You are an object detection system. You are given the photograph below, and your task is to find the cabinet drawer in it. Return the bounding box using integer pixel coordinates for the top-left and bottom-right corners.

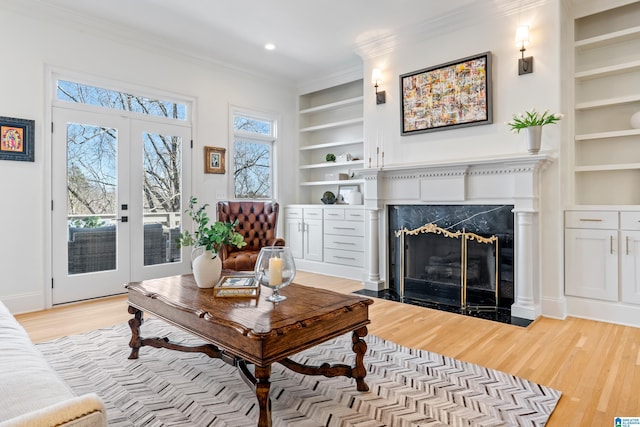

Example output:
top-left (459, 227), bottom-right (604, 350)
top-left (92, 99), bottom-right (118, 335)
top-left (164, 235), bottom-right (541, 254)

top-left (324, 248), bottom-right (364, 267)
top-left (285, 208), bottom-right (302, 219)
top-left (303, 208), bottom-right (323, 220)
top-left (345, 209), bottom-right (365, 221)
top-left (324, 234), bottom-right (364, 251)
top-left (621, 212), bottom-right (640, 230)
top-left (565, 211), bottom-right (617, 229)
top-left (324, 220), bottom-right (365, 236)
top-left (323, 208), bottom-right (344, 220)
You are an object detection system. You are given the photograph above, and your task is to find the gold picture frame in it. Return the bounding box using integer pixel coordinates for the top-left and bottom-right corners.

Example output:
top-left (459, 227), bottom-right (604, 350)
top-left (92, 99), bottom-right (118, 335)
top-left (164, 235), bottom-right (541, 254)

top-left (204, 146), bottom-right (226, 174)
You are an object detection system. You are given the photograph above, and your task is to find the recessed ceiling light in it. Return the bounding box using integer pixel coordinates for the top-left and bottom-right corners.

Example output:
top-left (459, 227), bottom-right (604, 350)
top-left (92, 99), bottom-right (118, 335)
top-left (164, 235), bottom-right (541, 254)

top-left (264, 43), bottom-right (276, 51)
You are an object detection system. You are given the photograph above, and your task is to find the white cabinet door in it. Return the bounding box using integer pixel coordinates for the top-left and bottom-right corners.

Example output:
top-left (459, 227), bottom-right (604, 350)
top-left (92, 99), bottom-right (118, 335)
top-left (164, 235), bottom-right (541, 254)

top-left (565, 228), bottom-right (618, 301)
top-left (621, 231), bottom-right (640, 304)
top-left (286, 218), bottom-right (304, 260)
top-left (304, 219), bottom-right (323, 262)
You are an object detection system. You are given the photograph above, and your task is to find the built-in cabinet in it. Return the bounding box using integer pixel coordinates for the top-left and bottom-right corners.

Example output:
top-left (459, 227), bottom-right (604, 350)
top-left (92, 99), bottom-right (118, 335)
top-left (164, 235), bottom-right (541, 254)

top-left (298, 80), bottom-right (365, 204)
top-left (572, 1), bottom-right (640, 205)
top-left (285, 205), bottom-right (365, 280)
top-left (565, 210), bottom-right (640, 305)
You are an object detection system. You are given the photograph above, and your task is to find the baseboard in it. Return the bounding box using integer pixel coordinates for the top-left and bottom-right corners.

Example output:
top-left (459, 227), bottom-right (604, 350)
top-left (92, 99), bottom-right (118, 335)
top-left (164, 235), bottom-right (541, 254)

top-left (295, 259), bottom-right (363, 281)
top-left (566, 296), bottom-right (640, 328)
top-left (0, 291), bottom-right (46, 314)
top-left (541, 296), bottom-right (567, 320)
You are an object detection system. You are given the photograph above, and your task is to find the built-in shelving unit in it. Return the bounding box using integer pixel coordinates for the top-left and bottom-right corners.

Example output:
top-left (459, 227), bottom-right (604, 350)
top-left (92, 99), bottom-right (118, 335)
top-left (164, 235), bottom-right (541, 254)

top-left (572, 1), bottom-right (640, 206)
top-left (297, 80), bottom-right (364, 204)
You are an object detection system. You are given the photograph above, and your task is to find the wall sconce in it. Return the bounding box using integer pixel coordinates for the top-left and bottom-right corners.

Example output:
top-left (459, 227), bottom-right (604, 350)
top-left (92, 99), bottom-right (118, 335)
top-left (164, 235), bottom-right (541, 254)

top-left (516, 25), bottom-right (533, 75)
top-left (372, 68), bottom-right (386, 104)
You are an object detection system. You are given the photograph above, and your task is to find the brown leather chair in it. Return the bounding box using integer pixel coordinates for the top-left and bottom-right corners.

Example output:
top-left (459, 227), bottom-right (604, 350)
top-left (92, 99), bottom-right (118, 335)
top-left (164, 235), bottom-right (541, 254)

top-left (216, 201), bottom-right (285, 271)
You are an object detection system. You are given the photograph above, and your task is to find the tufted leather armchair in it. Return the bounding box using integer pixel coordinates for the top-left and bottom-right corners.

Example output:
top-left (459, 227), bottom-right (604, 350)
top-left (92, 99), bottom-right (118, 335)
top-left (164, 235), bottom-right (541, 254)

top-left (216, 201), bottom-right (285, 271)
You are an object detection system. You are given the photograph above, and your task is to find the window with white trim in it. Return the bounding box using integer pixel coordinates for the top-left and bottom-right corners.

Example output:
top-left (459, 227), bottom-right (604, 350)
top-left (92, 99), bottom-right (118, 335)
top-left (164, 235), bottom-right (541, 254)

top-left (232, 109), bottom-right (276, 199)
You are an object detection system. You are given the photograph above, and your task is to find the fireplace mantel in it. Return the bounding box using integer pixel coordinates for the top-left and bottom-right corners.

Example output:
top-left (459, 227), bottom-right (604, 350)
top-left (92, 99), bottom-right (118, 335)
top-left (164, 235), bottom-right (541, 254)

top-left (355, 153), bottom-right (553, 320)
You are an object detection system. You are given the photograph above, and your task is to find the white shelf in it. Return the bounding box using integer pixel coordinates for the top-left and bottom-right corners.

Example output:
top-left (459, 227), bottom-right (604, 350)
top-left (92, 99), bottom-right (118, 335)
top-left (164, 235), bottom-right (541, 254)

top-left (300, 179), bottom-right (365, 187)
top-left (299, 139), bottom-right (364, 151)
top-left (299, 160), bottom-right (365, 170)
top-left (575, 94), bottom-right (640, 110)
top-left (299, 118), bottom-right (363, 133)
top-left (575, 25), bottom-right (640, 50)
top-left (575, 60), bottom-right (640, 80)
top-left (576, 163), bottom-right (640, 172)
top-left (299, 96), bottom-right (363, 115)
top-left (575, 129), bottom-right (640, 141)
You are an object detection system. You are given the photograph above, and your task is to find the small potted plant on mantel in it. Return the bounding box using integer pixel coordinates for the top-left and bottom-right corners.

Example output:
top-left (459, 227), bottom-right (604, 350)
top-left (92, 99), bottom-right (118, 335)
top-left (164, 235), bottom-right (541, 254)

top-left (176, 196), bottom-right (246, 288)
top-left (507, 108), bottom-right (563, 154)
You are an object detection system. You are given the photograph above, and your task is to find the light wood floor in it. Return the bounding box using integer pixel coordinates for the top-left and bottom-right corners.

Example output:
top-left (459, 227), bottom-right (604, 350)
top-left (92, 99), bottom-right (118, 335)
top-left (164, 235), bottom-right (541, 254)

top-left (15, 271), bottom-right (640, 426)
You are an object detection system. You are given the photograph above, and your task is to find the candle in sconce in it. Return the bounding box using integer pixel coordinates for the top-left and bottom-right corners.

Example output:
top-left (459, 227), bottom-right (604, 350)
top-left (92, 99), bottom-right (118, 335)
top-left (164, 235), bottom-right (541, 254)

top-left (268, 256), bottom-right (283, 286)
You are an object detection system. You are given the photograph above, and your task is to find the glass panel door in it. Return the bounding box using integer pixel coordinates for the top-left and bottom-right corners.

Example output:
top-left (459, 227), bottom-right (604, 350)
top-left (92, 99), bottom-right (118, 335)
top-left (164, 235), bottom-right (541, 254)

top-left (52, 108), bottom-right (129, 304)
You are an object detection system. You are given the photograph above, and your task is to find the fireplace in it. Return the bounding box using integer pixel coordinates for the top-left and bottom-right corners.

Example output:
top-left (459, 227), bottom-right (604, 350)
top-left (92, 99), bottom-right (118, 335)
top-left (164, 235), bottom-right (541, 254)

top-left (388, 205), bottom-right (514, 310)
top-left (356, 154), bottom-right (551, 321)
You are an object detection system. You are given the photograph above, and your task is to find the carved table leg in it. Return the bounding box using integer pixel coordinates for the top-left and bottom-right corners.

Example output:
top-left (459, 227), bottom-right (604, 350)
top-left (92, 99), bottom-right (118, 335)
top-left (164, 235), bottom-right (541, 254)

top-left (255, 365), bottom-right (272, 427)
top-left (352, 326), bottom-right (369, 392)
top-left (127, 306), bottom-right (143, 360)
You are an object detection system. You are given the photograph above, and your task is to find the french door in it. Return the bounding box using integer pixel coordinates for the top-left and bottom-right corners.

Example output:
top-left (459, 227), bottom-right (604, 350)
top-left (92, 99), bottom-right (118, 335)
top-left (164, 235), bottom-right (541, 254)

top-left (51, 107), bottom-right (191, 304)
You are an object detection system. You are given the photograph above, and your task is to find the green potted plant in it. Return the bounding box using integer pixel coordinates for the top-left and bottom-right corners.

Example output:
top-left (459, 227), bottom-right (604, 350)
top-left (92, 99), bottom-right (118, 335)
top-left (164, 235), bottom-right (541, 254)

top-left (177, 196), bottom-right (246, 288)
top-left (507, 108), bottom-right (563, 154)
top-left (325, 153), bottom-right (336, 162)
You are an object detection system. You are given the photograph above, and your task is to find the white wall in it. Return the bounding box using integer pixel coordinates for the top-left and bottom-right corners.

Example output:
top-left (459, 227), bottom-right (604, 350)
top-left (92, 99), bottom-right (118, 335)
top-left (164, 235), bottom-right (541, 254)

top-left (0, 4), bottom-right (297, 313)
top-left (361, 1), bottom-right (565, 318)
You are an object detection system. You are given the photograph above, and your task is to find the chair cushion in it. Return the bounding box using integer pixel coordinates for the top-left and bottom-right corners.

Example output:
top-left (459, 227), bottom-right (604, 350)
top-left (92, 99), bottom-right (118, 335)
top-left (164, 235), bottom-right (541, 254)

top-left (221, 250), bottom-right (260, 271)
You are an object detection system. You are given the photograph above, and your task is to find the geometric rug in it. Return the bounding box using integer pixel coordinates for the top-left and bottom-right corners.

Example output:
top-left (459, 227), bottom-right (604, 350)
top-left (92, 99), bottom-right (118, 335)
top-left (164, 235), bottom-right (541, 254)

top-left (36, 319), bottom-right (561, 426)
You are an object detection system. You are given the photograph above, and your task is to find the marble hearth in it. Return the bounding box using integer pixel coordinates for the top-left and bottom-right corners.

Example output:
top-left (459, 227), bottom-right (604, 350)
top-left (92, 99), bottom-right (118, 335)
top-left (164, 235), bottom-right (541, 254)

top-left (357, 154), bottom-right (552, 321)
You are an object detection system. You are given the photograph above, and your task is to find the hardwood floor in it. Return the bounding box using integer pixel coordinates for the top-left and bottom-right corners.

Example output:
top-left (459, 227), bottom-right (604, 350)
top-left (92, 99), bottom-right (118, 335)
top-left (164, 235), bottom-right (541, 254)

top-left (15, 271), bottom-right (640, 426)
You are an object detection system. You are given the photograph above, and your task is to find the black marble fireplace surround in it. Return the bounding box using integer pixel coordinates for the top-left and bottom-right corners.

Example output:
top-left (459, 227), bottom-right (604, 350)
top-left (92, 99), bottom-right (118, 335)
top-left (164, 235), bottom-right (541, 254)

top-left (383, 204), bottom-right (528, 326)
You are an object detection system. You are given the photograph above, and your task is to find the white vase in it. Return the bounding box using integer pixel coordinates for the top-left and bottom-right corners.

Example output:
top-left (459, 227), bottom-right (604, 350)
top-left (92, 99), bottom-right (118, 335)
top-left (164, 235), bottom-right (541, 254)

top-left (525, 126), bottom-right (542, 154)
top-left (191, 247), bottom-right (222, 288)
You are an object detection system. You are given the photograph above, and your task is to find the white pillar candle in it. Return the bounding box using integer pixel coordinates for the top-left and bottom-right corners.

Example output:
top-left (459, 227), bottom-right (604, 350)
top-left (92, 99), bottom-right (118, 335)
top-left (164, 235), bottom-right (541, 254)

top-left (269, 257), bottom-right (283, 286)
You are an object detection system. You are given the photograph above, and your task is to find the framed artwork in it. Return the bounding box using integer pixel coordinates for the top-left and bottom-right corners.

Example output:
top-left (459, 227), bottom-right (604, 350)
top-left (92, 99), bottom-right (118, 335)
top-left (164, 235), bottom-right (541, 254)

top-left (338, 184), bottom-right (360, 204)
top-left (400, 52), bottom-right (492, 135)
top-left (0, 116), bottom-right (35, 162)
top-left (204, 146), bottom-right (226, 174)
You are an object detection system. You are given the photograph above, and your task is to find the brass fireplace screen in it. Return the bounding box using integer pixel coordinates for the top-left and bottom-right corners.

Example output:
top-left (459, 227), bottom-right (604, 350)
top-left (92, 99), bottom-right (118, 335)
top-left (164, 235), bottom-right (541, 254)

top-left (394, 223), bottom-right (499, 309)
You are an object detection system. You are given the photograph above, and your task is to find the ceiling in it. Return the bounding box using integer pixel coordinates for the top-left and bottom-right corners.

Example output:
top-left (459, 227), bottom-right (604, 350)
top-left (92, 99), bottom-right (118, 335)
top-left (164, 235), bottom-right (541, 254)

top-left (30, 0), bottom-right (509, 85)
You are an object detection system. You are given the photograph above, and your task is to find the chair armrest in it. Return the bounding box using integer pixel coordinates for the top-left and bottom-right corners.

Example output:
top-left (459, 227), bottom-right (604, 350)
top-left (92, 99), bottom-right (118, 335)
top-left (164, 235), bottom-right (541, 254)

top-left (0, 393), bottom-right (107, 427)
top-left (267, 238), bottom-right (286, 247)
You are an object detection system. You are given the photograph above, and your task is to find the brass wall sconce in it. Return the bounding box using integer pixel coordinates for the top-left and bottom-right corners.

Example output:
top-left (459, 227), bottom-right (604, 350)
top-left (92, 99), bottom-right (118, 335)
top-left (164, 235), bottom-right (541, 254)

top-left (516, 25), bottom-right (533, 75)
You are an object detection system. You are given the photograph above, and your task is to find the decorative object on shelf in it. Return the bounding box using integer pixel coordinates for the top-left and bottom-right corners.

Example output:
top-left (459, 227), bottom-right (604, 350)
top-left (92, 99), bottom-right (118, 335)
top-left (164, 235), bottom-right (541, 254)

top-left (400, 52), bottom-right (492, 135)
top-left (254, 246), bottom-right (296, 302)
top-left (321, 191), bottom-right (337, 204)
top-left (372, 68), bottom-right (386, 105)
top-left (337, 153), bottom-right (352, 162)
top-left (631, 111), bottom-right (640, 129)
top-left (176, 196), bottom-right (247, 288)
top-left (338, 184), bottom-right (361, 205)
top-left (324, 172), bottom-right (349, 181)
top-left (0, 116), bottom-right (34, 162)
top-left (325, 153), bottom-right (336, 162)
top-left (516, 25), bottom-right (533, 75)
top-left (204, 146), bottom-right (226, 174)
top-left (508, 108), bottom-right (563, 154)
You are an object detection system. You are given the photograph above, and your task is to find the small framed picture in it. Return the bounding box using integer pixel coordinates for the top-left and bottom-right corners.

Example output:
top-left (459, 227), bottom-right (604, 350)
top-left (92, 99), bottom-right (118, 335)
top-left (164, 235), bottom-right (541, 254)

top-left (338, 184), bottom-right (359, 204)
top-left (214, 273), bottom-right (259, 298)
top-left (0, 116), bottom-right (35, 162)
top-left (204, 146), bottom-right (226, 174)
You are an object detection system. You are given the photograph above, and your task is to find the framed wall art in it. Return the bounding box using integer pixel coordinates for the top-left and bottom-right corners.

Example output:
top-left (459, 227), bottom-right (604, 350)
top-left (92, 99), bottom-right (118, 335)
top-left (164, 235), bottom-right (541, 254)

top-left (204, 146), bottom-right (226, 174)
top-left (0, 116), bottom-right (35, 162)
top-left (400, 52), bottom-right (492, 135)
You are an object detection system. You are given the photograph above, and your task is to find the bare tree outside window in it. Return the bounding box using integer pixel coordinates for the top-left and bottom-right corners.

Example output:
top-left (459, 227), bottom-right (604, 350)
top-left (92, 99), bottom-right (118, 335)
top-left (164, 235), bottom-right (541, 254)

top-left (232, 111), bottom-right (275, 199)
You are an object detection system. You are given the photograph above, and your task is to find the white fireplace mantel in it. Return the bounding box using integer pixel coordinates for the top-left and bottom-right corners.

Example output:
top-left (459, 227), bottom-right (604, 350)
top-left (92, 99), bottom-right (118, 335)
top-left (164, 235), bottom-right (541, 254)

top-left (355, 153), bottom-right (553, 321)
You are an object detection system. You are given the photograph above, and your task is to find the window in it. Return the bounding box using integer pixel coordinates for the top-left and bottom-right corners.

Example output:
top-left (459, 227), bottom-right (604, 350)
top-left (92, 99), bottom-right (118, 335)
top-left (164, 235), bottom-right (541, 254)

top-left (57, 80), bottom-right (187, 120)
top-left (232, 109), bottom-right (276, 199)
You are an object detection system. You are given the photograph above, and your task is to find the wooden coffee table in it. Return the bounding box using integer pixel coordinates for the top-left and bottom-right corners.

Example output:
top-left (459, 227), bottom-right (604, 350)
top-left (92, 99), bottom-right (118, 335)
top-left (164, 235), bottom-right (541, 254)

top-left (125, 274), bottom-right (373, 427)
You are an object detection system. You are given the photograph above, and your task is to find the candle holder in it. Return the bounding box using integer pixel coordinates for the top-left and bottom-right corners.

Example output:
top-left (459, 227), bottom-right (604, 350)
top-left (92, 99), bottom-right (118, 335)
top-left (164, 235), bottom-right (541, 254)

top-left (254, 246), bottom-right (296, 302)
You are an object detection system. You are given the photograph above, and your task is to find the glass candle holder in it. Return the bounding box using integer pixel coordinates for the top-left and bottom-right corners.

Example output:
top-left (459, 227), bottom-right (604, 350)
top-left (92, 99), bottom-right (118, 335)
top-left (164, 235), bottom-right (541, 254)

top-left (254, 246), bottom-right (296, 302)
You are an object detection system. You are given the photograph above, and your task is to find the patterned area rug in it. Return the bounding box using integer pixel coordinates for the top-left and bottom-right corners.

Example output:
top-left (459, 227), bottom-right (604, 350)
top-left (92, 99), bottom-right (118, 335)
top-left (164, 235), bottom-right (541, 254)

top-left (37, 319), bottom-right (560, 426)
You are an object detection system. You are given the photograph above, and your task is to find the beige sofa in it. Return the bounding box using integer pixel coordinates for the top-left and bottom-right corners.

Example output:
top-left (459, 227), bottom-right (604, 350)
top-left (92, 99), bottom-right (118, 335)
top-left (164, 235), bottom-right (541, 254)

top-left (0, 301), bottom-right (107, 427)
